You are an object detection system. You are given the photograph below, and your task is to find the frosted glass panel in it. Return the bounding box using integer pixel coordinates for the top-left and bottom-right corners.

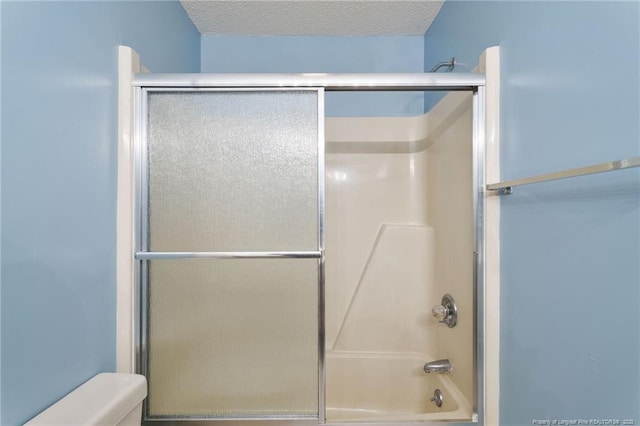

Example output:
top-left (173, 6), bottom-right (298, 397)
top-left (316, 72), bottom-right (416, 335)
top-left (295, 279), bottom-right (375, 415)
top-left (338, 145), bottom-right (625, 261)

top-left (147, 91), bottom-right (319, 252)
top-left (147, 259), bottom-right (319, 417)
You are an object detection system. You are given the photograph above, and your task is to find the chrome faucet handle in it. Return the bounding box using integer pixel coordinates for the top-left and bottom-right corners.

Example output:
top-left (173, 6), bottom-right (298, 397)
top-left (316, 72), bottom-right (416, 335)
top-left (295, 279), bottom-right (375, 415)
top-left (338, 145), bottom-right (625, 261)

top-left (432, 305), bottom-right (449, 320)
top-left (431, 294), bottom-right (457, 328)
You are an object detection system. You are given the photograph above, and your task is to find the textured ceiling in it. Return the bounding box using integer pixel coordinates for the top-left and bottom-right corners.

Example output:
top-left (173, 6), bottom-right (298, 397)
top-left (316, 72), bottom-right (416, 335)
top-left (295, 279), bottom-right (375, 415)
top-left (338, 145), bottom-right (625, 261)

top-left (180, 1), bottom-right (444, 36)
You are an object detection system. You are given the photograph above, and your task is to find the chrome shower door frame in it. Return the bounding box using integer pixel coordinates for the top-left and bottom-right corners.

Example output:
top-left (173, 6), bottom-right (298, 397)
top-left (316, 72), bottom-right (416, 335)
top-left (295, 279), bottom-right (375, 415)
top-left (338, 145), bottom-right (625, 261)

top-left (132, 73), bottom-right (487, 426)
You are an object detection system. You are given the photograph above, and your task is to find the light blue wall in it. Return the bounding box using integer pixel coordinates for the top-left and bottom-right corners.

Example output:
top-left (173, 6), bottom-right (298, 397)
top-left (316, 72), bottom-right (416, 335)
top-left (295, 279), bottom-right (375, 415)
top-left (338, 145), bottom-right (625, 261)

top-left (425, 1), bottom-right (640, 424)
top-left (0, 2), bottom-right (200, 424)
top-left (201, 36), bottom-right (425, 116)
top-left (3, 1), bottom-right (638, 424)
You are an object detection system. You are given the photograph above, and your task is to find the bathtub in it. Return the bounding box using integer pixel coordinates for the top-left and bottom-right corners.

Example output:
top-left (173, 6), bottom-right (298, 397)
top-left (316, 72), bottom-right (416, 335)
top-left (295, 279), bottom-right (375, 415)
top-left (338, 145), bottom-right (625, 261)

top-left (326, 352), bottom-right (472, 422)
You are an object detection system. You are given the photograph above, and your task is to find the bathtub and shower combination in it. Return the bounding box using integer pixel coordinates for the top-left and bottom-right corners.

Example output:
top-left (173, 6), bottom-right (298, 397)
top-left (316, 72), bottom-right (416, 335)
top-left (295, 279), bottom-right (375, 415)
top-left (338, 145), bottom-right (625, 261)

top-left (130, 70), bottom-right (488, 425)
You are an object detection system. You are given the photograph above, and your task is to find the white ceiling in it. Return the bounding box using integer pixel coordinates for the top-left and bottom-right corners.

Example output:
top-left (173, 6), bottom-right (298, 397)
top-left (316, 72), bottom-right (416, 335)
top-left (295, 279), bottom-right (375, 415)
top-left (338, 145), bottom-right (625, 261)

top-left (180, 1), bottom-right (444, 36)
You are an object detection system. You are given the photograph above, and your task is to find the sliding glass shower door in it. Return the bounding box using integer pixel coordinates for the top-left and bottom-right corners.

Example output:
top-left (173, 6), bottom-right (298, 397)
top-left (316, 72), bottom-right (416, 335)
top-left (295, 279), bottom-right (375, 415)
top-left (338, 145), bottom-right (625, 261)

top-left (136, 89), bottom-right (324, 420)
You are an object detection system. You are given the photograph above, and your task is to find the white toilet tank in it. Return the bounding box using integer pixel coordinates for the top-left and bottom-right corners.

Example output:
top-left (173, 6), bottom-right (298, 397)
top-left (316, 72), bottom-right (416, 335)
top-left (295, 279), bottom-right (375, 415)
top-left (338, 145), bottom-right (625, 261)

top-left (24, 373), bottom-right (147, 426)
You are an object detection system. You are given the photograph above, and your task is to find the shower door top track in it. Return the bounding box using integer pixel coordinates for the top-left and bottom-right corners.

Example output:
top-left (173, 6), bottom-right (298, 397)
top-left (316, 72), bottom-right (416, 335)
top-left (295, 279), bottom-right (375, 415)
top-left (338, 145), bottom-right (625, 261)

top-left (133, 73), bottom-right (484, 91)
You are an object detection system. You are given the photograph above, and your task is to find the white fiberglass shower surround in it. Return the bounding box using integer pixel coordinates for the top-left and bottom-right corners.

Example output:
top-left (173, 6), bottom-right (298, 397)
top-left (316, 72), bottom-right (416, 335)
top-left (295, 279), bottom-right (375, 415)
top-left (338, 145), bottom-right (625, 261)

top-left (130, 71), bottom-right (489, 426)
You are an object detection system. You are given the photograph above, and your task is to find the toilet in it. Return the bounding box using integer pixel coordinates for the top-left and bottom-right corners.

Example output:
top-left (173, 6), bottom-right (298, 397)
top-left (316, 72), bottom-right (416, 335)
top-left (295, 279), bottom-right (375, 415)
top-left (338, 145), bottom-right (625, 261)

top-left (25, 373), bottom-right (147, 426)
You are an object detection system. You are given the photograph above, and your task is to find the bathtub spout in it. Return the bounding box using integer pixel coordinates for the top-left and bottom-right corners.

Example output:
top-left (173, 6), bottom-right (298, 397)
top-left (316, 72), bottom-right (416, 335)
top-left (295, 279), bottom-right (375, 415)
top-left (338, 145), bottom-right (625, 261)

top-left (423, 359), bottom-right (452, 374)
